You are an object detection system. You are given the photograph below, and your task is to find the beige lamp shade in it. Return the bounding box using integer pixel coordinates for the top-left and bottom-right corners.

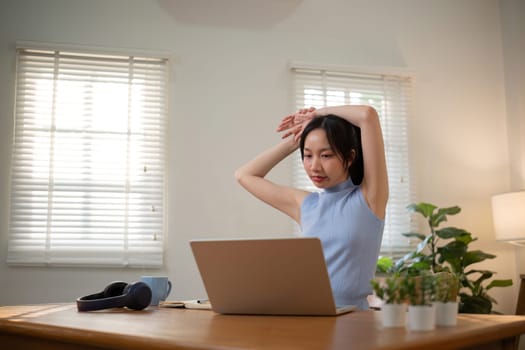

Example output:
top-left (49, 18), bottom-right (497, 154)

top-left (491, 190), bottom-right (525, 245)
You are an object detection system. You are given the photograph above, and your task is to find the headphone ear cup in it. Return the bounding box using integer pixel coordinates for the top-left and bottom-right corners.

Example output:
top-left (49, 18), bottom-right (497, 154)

top-left (123, 281), bottom-right (152, 310)
top-left (103, 281), bottom-right (128, 298)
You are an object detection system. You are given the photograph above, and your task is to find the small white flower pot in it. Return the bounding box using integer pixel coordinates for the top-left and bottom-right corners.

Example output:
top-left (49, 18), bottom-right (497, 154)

top-left (407, 304), bottom-right (436, 331)
top-left (381, 303), bottom-right (407, 328)
top-left (435, 301), bottom-right (458, 326)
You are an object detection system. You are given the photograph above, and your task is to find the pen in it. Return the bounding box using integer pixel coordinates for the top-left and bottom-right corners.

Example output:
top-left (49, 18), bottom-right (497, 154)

top-left (197, 299), bottom-right (209, 304)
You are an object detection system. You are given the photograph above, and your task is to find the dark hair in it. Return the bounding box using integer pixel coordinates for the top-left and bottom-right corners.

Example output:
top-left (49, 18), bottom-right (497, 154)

top-left (299, 115), bottom-right (364, 185)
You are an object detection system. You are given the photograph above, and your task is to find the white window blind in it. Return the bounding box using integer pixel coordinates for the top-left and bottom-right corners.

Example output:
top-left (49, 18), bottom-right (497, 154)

top-left (8, 46), bottom-right (168, 267)
top-left (291, 64), bottom-right (415, 258)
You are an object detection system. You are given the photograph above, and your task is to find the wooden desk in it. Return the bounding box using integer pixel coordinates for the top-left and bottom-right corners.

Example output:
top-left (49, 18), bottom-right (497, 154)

top-left (1, 304), bottom-right (525, 350)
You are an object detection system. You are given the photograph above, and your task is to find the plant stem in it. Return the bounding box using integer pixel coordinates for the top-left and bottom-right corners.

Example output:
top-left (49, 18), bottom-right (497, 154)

top-left (429, 219), bottom-right (436, 273)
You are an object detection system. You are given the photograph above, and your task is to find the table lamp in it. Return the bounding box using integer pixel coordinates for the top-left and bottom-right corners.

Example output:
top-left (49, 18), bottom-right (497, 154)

top-left (491, 190), bottom-right (525, 246)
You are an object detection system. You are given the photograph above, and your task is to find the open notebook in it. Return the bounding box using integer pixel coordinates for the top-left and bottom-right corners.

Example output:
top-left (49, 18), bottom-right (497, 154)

top-left (190, 237), bottom-right (356, 316)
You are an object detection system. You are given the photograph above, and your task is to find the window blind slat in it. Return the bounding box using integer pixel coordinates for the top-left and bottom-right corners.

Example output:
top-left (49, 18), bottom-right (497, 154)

top-left (291, 65), bottom-right (415, 259)
top-left (8, 46), bottom-right (168, 267)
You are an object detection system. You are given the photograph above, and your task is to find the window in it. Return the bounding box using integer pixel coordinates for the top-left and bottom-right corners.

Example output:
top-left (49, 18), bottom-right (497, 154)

top-left (7, 44), bottom-right (169, 267)
top-left (291, 63), bottom-right (415, 258)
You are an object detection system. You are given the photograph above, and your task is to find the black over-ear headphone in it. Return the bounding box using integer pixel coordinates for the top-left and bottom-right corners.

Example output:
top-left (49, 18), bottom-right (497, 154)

top-left (76, 281), bottom-right (152, 311)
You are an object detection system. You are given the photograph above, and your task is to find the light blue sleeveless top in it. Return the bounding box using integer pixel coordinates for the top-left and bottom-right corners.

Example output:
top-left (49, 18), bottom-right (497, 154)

top-left (301, 178), bottom-right (384, 310)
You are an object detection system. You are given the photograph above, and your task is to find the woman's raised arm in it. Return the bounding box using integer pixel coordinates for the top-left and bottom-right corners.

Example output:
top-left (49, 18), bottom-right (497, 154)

top-left (317, 105), bottom-right (388, 219)
top-left (234, 135), bottom-right (309, 223)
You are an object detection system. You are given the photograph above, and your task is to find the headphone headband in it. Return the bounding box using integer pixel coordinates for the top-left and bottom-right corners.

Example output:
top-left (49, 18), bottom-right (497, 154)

top-left (76, 281), bottom-right (152, 312)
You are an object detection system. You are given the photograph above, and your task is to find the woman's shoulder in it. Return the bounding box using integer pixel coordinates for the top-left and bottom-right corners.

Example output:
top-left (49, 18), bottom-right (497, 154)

top-left (300, 191), bottom-right (319, 211)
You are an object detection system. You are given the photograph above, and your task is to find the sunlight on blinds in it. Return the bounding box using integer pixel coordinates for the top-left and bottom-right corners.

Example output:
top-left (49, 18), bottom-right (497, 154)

top-left (8, 47), bottom-right (168, 267)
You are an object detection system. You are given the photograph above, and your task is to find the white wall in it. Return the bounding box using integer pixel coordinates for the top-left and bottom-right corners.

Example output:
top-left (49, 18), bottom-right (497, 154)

top-left (0, 0), bottom-right (522, 314)
top-left (500, 3), bottom-right (525, 339)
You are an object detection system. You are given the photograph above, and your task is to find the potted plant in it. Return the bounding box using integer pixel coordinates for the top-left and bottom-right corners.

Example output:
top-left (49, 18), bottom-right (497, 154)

top-left (434, 272), bottom-right (460, 326)
top-left (404, 272), bottom-right (436, 331)
top-left (370, 274), bottom-right (407, 327)
top-left (391, 202), bottom-right (513, 314)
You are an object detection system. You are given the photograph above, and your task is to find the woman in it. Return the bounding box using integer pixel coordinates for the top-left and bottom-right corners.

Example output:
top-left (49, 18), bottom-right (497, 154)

top-left (235, 105), bottom-right (388, 310)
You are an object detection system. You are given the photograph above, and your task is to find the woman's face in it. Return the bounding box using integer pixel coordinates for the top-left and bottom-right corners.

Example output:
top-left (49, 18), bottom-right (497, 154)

top-left (302, 128), bottom-right (349, 189)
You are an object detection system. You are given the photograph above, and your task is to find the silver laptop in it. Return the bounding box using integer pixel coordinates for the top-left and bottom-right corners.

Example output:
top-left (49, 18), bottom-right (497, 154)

top-left (189, 237), bottom-right (357, 316)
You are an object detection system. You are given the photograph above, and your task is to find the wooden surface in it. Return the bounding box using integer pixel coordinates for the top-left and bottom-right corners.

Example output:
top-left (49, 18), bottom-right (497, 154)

top-left (2, 303), bottom-right (525, 350)
top-left (516, 274), bottom-right (525, 315)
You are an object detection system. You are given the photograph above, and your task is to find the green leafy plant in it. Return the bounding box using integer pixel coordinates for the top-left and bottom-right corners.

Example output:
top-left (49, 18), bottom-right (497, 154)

top-left (402, 272), bottom-right (436, 306)
top-left (392, 202), bottom-right (512, 314)
top-left (376, 256), bottom-right (394, 274)
top-left (434, 272), bottom-right (460, 303)
top-left (370, 274), bottom-right (407, 304)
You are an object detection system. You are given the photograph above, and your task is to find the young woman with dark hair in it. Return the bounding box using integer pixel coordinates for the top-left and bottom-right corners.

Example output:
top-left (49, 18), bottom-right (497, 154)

top-left (235, 105), bottom-right (388, 310)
